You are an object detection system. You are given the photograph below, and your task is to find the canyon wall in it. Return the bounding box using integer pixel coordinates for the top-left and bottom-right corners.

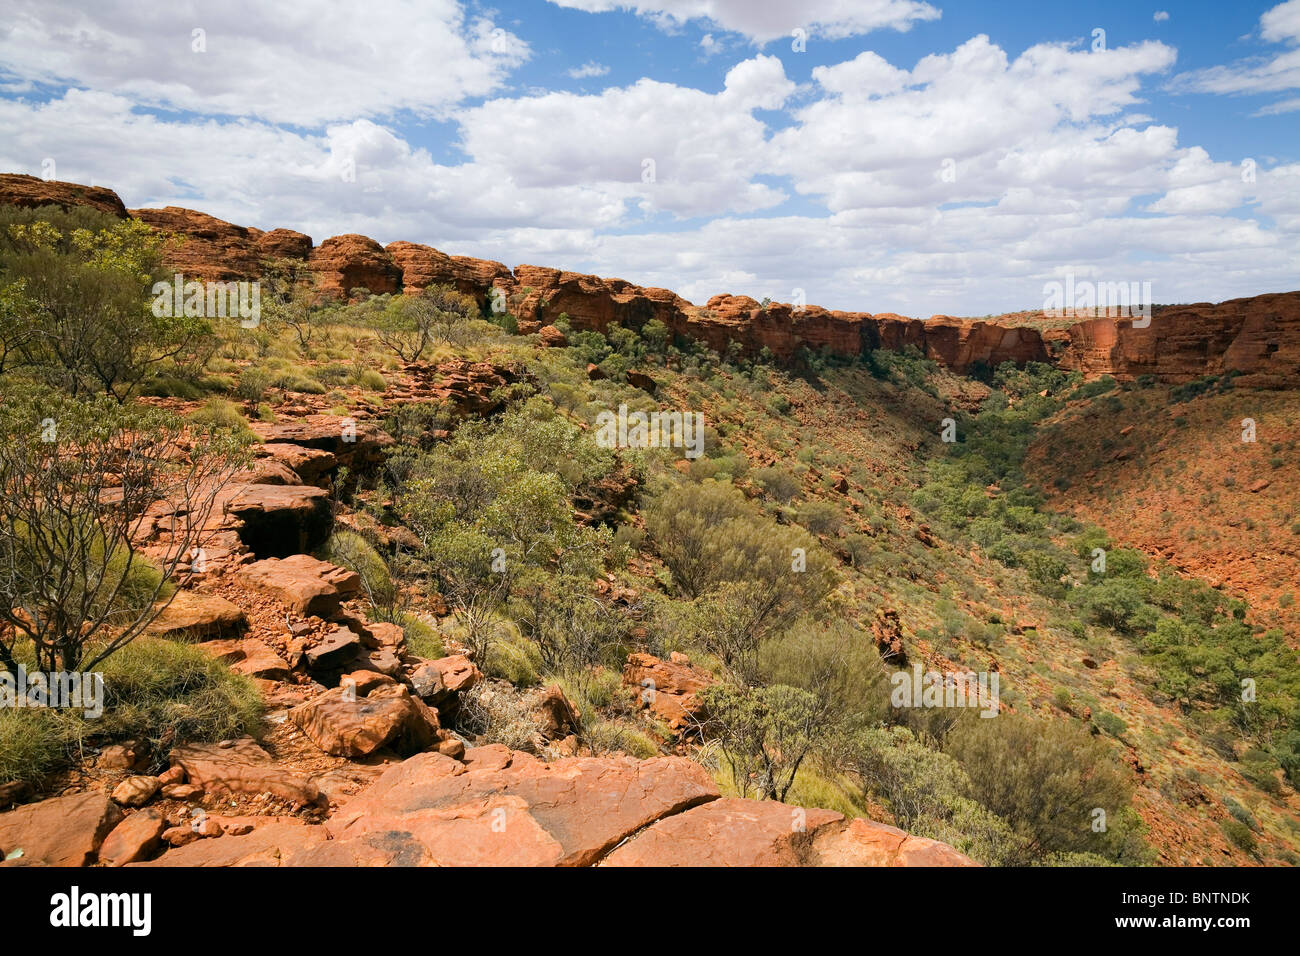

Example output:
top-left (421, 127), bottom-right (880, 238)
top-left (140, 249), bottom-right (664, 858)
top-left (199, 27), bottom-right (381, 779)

top-left (3, 174), bottom-right (1296, 385)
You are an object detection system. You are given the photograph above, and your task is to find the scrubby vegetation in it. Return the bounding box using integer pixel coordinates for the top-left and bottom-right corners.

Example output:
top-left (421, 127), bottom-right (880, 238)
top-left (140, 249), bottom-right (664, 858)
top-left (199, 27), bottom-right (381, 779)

top-left (1, 200), bottom-right (1296, 866)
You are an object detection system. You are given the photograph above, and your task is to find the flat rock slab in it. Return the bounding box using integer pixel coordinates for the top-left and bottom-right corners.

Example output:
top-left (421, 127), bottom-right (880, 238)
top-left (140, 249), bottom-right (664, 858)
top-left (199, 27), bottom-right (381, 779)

top-left (150, 591), bottom-right (247, 641)
top-left (128, 821), bottom-right (325, 867)
top-left (0, 791), bottom-right (123, 866)
top-left (170, 737), bottom-right (320, 808)
top-left (305, 626), bottom-right (362, 671)
top-left (197, 638), bottom-right (292, 680)
top-left (602, 797), bottom-right (978, 867)
top-left (239, 554), bottom-right (360, 617)
top-left (318, 751), bottom-right (719, 867)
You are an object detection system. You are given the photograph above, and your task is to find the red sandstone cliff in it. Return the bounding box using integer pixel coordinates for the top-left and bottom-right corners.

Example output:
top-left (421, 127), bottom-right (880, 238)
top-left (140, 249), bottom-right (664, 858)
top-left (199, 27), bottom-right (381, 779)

top-left (2, 173), bottom-right (1295, 386)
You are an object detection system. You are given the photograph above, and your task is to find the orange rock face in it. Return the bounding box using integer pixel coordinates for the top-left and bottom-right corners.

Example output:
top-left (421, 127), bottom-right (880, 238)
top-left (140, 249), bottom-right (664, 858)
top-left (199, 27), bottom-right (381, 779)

top-left (4, 175), bottom-right (1296, 383)
top-left (309, 234), bottom-right (402, 299)
top-left (0, 173), bottom-right (128, 218)
top-left (601, 797), bottom-right (979, 867)
top-left (131, 206), bottom-right (267, 281)
top-left (386, 240), bottom-right (512, 302)
top-left (1057, 291), bottom-right (1300, 387)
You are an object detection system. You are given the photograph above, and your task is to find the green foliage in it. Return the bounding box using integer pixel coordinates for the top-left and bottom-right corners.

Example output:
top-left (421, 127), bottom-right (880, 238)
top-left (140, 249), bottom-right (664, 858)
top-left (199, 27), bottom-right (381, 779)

top-left (0, 383), bottom-right (243, 672)
top-left (0, 636), bottom-right (261, 788)
top-left (644, 480), bottom-right (837, 682)
top-left (1219, 818), bottom-right (1258, 856)
top-left (320, 529), bottom-right (397, 618)
top-left (187, 398), bottom-right (258, 442)
top-left (700, 682), bottom-right (824, 802)
top-left (945, 714), bottom-right (1151, 864)
top-left (0, 205), bottom-right (212, 399)
top-left (395, 398), bottom-right (613, 661)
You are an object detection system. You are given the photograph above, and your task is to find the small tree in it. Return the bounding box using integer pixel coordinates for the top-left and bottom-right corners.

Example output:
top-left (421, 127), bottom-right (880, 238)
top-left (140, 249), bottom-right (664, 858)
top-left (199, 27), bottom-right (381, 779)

top-left (261, 257), bottom-right (322, 352)
top-left (698, 683), bottom-right (823, 802)
top-left (373, 284), bottom-right (478, 362)
top-left (1, 210), bottom-right (212, 400)
top-left (0, 385), bottom-right (243, 673)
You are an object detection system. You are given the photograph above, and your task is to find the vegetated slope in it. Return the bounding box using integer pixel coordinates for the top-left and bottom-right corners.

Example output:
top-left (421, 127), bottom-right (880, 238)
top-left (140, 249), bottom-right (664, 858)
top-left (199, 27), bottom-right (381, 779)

top-left (1027, 380), bottom-right (1300, 641)
top-left (655, 353), bottom-right (1300, 865)
top-left (2, 187), bottom-right (1297, 868)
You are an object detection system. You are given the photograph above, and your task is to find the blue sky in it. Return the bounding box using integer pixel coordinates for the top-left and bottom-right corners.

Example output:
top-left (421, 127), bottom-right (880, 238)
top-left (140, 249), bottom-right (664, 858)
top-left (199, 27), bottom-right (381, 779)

top-left (1, 0), bottom-right (1297, 315)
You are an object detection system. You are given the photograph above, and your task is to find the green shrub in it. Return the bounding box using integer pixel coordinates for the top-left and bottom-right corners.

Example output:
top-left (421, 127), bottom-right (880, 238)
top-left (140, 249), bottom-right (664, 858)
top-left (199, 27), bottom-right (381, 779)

top-left (482, 634), bottom-right (542, 687)
top-left (187, 398), bottom-right (257, 441)
top-left (1219, 818), bottom-right (1257, 855)
top-left (320, 530), bottom-right (396, 617)
top-left (0, 637), bottom-right (262, 788)
top-left (400, 614), bottom-right (444, 660)
top-left (1093, 710), bottom-right (1128, 738)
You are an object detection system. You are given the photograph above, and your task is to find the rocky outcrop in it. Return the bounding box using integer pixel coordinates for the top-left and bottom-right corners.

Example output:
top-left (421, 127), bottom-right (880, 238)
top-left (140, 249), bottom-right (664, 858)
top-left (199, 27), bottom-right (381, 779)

top-left (224, 483), bottom-right (333, 558)
top-left (396, 360), bottom-right (529, 419)
top-left (313, 749), bottom-right (719, 867)
top-left (386, 240), bottom-right (512, 302)
top-left (5, 174), bottom-right (1295, 384)
top-left (289, 680), bottom-right (442, 757)
top-left (0, 791), bottom-right (122, 866)
top-left (0, 173), bottom-right (128, 218)
top-left (149, 591), bottom-right (248, 641)
top-left (168, 738), bottom-right (320, 807)
top-left (103, 747), bottom-right (975, 867)
top-left (622, 652), bottom-right (714, 733)
top-left (1056, 292), bottom-right (1300, 387)
top-left (512, 264), bottom-right (689, 334)
top-left (238, 555), bottom-right (361, 617)
top-left (309, 234), bottom-right (401, 299)
top-left (131, 206), bottom-right (264, 280)
top-left (250, 415), bottom-right (394, 477)
top-left (603, 798), bottom-right (978, 867)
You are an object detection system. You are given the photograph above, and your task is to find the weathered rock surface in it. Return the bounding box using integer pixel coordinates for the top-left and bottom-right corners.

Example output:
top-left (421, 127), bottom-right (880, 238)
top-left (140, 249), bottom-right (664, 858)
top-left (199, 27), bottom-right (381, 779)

top-left (224, 483), bottom-right (333, 558)
top-left (409, 654), bottom-right (482, 707)
top-left (238, 555), bottom-right (360, 617)
top-left (111, 776), bottom-right (162, 808)
top-left (289, 683), bottom-right (440, 757)
top-left (149, 591), bottom-right (247, 640)
top-left (310, 234), bottom-right (402, 299)
top-left (0, 173), bottom-right (128, 218)
top-left (304, 625), bottom-right (362, 671)
top-left (8, 176), bottom-right (1294, 386)
top-left (1057, 292), bottom-right (1300, 388)
top-left (603, 797), bottom-right (978, 867)
top-left (99, 809), bottom-right (167, 866)
top-left (254, 443), bottom-right (338, 486)
top-left (386, 240), bottom-right (512, 301)
top-left (622, 652), bottom-right (714, 732)
top-left (313, 750), bottom-right (719, 866)
top-left (131, 206), bottom-right (267, 281)
top-left (130, 821), bottom-right (325, 867)
top-left (0, 791), bottom-right (123, 866)
top-left (251, 416), bottom-right (393, 477)
top-left (169, 738), bottom-right (320, 807)
top-left (397, 360), bottom-right (529, 419)
top-left (197, 637), bottom-right (292, 680)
